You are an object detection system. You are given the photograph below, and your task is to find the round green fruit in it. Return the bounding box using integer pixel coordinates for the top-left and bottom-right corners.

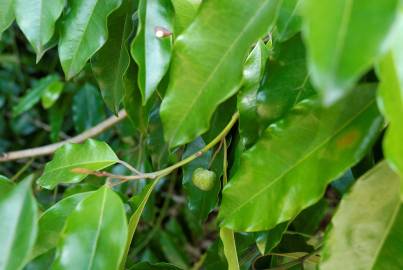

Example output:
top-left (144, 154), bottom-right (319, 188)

top-left (192, 168), bottom-right (216, 191)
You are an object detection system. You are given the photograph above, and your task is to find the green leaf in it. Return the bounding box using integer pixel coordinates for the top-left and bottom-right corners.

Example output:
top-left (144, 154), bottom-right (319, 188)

top-left (320, 161), bottom-right (403, 270)
top-left (129, 262), bottom-right (182, 270)
top-left (0, 176), bottom-right (38, 270)
top-left (237, 40), bottom-right (269, 148)
top-left (302, 0), bottom-right (400, 104)
top-left (72, 84), bottom-right (106, 133)
top-left (220, 228), bottom-right (240, 270)
top-left (219, 84), bottom-right (383, 231)
top-left (58, 0), bottom-right (122, 79)
top-left (160, 0), bottom-right (282, 148)
top-left (13, 75), bottom-right (60, 117)
top-left (0, 0), bottom-right (14, 35)
top-left (41, 80), bottom-right (64, 109)
top-left (37, 139), bottom-right (119, 189)
top-left (32, 192), bottom-right (93, 259)
top-left (52, 186), bottom-right (128, 270)
top-left (0, 175), bottom-right (13, 197)
top-left (120, 179), bottom-right (159, 270)
top-left (171, 0), bottom-right (200, 35)
top-left (256, 34), bottom-right (315, 127)
top-left (131, 0), bottom-right (174, 104)
top-left (14, 0), bottom-right (64, 60)
top-left (275, 0), bottom-right (303, 42)
top-left (378, 20), bottom-right (403, 176)
top-left (123, 61), bottom-right (150, 133)
top-left (256, 222), bottom-right (289, 254)
top-left (182, 137), bottom-right (220, 222)
top-left (92, 0), bottom-right (135, 114)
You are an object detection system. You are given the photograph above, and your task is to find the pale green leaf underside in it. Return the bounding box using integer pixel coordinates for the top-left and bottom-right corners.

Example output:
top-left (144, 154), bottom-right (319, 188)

top-left (37, 139), bottom-right (119, 189)
top-left (58, 0), bottom-right (122, 79)
top-left (302, 0), bottom-right (399, 104)
top-left (378, 19), bottom-right (403, 176)
top-left (320, 161), bottom-right (403, 270)
top-left (52, 186), bottom-right (128, 270)
top-left (160, 0), bottom-right (282, 148)
top-left (219, 85), bottom-right (383, 231)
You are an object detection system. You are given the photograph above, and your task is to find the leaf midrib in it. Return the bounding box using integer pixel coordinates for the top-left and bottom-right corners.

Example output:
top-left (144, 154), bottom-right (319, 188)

top-left (42, 160), bottom-right (117, 175)
top-left (223, 99), bottom-right (376, 223)
top-left (168, 0), bottom-right (272, 145)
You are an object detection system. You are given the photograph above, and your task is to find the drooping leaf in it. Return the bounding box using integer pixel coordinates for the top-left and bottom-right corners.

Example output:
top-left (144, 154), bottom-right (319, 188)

top-left (275, 0), bottom-right (303, 42)
top-left (72, 84), bottom-right (106, 133)
top-left (32, 192), bottom-right (93, 259)
top-left (320, 161), bottom-right (403, 270)
top-left (131, 0), bottom-right (174, 104)
top-left (14, 0), bottom-right (64, 60)
top-left (378, 19), bottom-right (403, 176)
top-left (120, 179), bottom-right (159, 270)
top-left (256, 34), bottom-right (315, 127)
top-left (12, 75), bottom-right (60, 117)
top-left (92, 0), bottom-right (136, 114)
top-left (0, 0), bottom-right (14, 35)
top-left (123, 61), bottom-right (150, 133)
top-left (160, 0), bottom-right (282, 148)
top-left (219, 84), bottom-right (383, 231)
top-left (237, 40), bottom-right (269, 148)
top-left (220, 228), bottom-right (240, 270)
top-left (171, 0), bottom-right (200, 35)
top-left (0, 176), bottom-right (38, 270)
top-left (182, 137), bottom-right (220, 222)
top-left (37, 139), bottom-right (119, 189)
top-left (41, 80), bottom-right (64, 109)
top-left (302, 0), bottom-right (400, 104)
top-left (52, 186), bottom-right (128, 270)
top-left (58, 0), bottom-right (122, 79)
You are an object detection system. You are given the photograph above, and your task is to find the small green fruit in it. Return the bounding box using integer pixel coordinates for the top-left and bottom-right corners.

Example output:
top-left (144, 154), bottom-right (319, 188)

top-left (192, 168), bottom-right (216, 191)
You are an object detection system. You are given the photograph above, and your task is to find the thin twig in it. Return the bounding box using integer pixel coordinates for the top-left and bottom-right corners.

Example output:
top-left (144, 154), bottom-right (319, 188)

top-left (0, 110), bottom-right (127, 162)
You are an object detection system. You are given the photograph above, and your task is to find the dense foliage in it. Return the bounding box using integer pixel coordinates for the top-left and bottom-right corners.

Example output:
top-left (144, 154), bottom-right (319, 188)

top-left (0, 0), bottom-right (402, 269)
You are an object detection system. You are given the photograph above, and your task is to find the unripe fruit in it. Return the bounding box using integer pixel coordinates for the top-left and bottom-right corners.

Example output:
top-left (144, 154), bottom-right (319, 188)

top-left (192, 168), bottom-right (216, 191)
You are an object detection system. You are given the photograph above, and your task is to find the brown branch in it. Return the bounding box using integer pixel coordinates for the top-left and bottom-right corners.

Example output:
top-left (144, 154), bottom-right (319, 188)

top-left (0, 110), bottom-right (127, 162)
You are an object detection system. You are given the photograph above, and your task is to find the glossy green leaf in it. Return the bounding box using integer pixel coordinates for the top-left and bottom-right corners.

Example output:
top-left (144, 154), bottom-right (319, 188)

top-left (237, 40), bottom-right (269, 148)
top-left (14, 0), bottom-right (64, 60)
top-left (256, 222), bottom-right (289, 254)
top-left (32, 192), bottom-right (93, 259)
top-left (275, 0), bottom-right (303, 42)
top-left (129, 262), bottom-right (182, 270)
top-left (72, 84), bottom-right (106, 133)
top-left (302, 0), bottom-right (400, 104)
top-left (37, 139), bottom-right (119, 189)
top-left (160, 0), bottom-right (282, 148)
top-left (120, 179), bottom-right (159, 270)
top-left (0, 0), bottom-right (14, 35)
top-left (219, 85), bottom-right (383, 231)
top-left (171, 0), bottom-right (200, 35)
top-left (52, 186), bottom-right (128, 270)
top-left (320, 161), bottom-right (403, 270)
top-left (92, 0), bottom-right (135, 114)
top-left (0, 176), bottom-right (38, 270)
top-left (131, 0), bottom-right (174, 104)
top-left (58, 0), bottom-right (122, 79)
top-left (256, 34), bottom-right (315, 127)
top-left (378, 20), bottom-right (403, 176)
top-left (182, 137), bottom-right (220, 222)
top-left (13, 75), bottom-right (60, 117)
top-left (41, 80), bottom-right (64, 109)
